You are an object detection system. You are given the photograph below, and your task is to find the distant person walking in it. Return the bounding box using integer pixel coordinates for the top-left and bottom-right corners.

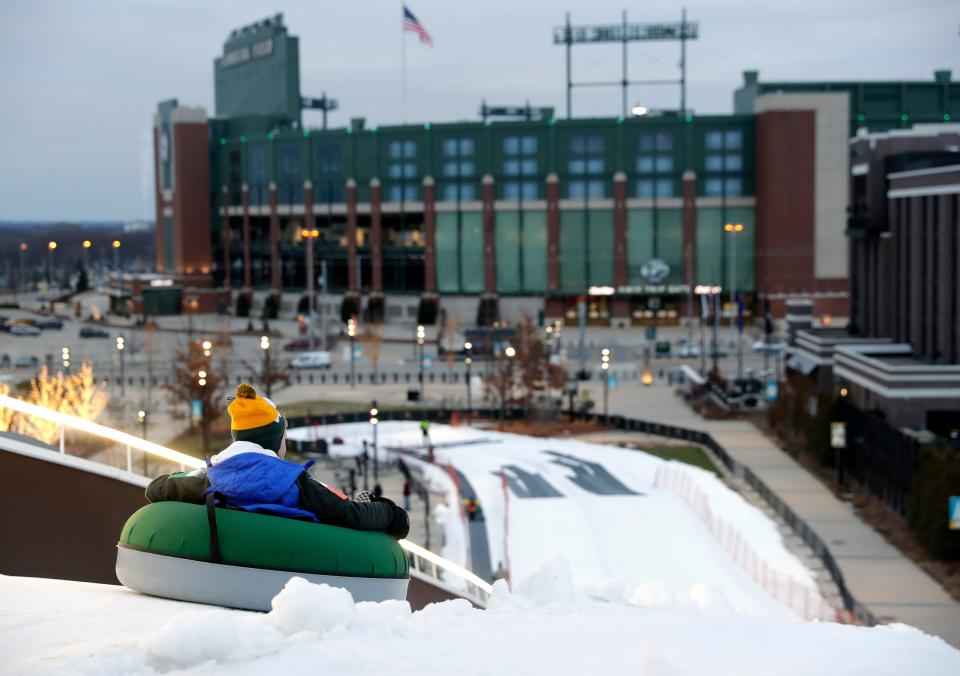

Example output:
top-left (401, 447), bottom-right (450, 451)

top-left (420, 418), bottom-right (430, 443)
top-left (403, 480), bottom-right (412, 511)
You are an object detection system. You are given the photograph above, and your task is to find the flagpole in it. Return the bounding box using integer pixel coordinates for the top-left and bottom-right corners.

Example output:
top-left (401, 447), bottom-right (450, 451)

top-left (401, 16), bottom-right (407, 123)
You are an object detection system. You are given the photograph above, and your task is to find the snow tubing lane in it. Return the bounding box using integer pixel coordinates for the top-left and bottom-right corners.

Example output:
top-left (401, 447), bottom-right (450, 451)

top-left (116, 501), bottom-right (409, 611)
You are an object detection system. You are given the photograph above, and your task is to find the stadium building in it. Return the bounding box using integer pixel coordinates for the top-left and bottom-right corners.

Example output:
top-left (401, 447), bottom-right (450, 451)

top-left (150, 14), bottom-right (959, 327)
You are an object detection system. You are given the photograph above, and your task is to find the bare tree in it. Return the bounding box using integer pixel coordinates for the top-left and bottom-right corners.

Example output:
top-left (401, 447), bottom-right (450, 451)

top-left (512, 316), bottom-right (568, 414)
top-left (165, 341), bottom-right (226, 457)
top-left (360, 322), bottom-right (384, 382)
top-left (243, 340), bottom-right (290, 399)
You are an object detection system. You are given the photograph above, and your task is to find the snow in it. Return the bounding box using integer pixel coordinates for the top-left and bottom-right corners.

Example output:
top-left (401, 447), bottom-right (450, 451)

top-left (295, 422), bottom-right (818, 618)
top-left (3, 574), bottom-right (958, 675)
top-left (8, 423), bottom-right (951, 672)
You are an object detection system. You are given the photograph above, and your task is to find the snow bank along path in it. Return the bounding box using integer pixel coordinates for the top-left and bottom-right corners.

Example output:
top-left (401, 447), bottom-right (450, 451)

top-left (290, 422), bottom-right (824, 619)
top-left (3, 574), bottom-right (958, 675)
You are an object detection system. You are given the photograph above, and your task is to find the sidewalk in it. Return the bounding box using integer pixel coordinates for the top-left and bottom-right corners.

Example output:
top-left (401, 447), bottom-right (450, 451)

top-left (592, 377), bottom-right (960, 645)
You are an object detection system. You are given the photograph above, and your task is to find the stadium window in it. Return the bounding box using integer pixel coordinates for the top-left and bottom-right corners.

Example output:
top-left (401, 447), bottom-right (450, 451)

top-left (314, 142), bottom-right (341, 177)
top-left (724, 130), bottom-right (742, 150)
top-left (655, 156), bottom-right (673, 173)
top-left (705, 178), bottom-right (723, 196)
top-left (705, 155), bottom-right (724, 172)
top-left (705, 131), bottom-right (724, 150)
top-left (388, 185), bottom-right (418, 202)
top-left (724, 178), bottom-right (742, 196)
top-left (655, 179), bottom-right (673, 197)
top-left (724, 154), bottom-right (742, 171)
top-left (636, 179), bottom-right (653, 198)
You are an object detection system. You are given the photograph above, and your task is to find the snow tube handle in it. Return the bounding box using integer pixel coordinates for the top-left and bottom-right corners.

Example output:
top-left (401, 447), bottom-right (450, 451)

top-left (205, 491), bottom-right (224, 564)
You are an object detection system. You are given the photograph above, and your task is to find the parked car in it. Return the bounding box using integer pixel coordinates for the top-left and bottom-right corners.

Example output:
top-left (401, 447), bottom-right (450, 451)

top-left (14, 355), bottom-right (40, 368)
top-left (79, 326), bottom-right (110, 338)
top-left (752, 339), bottom-right (786, 354)
top-left (35, 318), bottom-right (63, 329)
top-left (290, 351), bottom-right (332, 370)
top-left (10, 324), bottom-right (41, 336)
top-left (283, 336), bottom-right (323, 351)
top-left (677, 343), bottom-right (700, 358)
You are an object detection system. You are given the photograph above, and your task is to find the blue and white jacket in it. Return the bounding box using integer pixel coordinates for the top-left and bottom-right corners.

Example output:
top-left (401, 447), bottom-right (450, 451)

top-left (206, 441), bottom-right (317, 520)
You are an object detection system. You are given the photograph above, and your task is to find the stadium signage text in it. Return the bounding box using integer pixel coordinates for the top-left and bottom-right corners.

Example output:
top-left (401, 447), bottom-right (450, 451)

top-left (222, 37), bottom-right (274, 68)
top-left (553, 22), bottom-right (698, 45)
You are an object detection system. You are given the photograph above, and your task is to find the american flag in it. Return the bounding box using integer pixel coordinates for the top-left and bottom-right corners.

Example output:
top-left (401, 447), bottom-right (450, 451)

top-left (403, 5), bottom-right (433, 47)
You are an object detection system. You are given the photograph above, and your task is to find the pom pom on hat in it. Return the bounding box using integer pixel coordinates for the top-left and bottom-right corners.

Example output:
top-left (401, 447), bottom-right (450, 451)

top-left (236, 383), bottom-right (257, 399)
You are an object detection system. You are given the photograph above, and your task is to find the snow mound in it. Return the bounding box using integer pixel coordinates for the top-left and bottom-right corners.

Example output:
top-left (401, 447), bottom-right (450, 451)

top-left (268, 577), bottom-right (357, 637)
top-left (631, 581), bottom-right (679, 609)
top-left (147, 608), bottom-right (281, 669)
top-left (514, 555), bottom-right (585, 606)
top-left (4, 575), bottom-right (960, 675)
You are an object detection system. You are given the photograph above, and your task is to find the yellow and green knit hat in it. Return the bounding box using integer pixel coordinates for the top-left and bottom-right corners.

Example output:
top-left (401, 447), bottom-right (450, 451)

top-left (228, 383), bottom-right (286, 452)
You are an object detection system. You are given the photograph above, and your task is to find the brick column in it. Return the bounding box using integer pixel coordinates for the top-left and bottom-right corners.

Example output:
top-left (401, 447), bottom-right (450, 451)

top-left (269, 182), bottom-right (279, 292)
top-left (370, 178), bottom-right (382, 293)
top-left (682, 171), bottom-right (698, 318)
top-left (545, 173), bottom-right (562, 318)
top-left (241, 184), bottom-right (251, 288)
top-left (423, 176), bottom-right (437, 293)
top-left (482, 175), bottom-right (496, 294)
top-left (346, 178), bottom-right (358, 292)
top-left (612, 171), bottom-right (629, 320)
top-left (221, 185), bottom-right (231, 288)
top-left (546, 174), bottom-right (560, 291)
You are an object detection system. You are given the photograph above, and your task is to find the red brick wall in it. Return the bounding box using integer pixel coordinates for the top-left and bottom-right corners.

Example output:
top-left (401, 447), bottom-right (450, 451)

top-left (755, 111), bottom-right (816, 296)
top-left (172, 123), bottom-right (212, 275)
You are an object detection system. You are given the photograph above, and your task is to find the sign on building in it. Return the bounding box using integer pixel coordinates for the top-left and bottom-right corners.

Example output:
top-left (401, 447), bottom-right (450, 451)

top-left (950, 497), bottom-right (960, 530)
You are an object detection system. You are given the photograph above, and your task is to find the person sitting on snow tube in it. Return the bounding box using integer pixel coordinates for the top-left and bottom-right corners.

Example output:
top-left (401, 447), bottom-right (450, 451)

top-left (145, 383), bottom-right (409, 540)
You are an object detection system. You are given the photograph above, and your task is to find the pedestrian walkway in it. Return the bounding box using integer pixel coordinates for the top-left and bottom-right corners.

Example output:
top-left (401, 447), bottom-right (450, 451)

top-left (592, 377), bottom-right (960, 645)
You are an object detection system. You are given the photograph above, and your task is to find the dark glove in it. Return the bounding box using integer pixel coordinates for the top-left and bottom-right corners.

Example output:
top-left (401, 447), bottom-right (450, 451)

top-left (374, 497), bottom-right (410, 539)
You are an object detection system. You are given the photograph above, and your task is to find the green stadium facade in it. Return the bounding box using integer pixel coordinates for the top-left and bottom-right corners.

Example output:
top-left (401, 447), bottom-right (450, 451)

top-left (150, 15), bottom-right (958, 326)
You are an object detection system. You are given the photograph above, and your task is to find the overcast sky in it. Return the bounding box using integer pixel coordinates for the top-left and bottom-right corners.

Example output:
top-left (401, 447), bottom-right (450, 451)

top-left (1, 0), bottom-right (957, 221)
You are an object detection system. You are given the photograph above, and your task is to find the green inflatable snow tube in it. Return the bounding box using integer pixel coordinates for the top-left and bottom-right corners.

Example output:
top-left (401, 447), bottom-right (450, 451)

top-left (117, 501), bottom-right (410, 610)
top-left (119, 501), bottom-right (409, 578)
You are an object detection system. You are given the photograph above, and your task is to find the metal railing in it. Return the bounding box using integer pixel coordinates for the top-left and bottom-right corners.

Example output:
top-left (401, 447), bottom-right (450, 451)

top-left (0, 394), bottom-right (491, 607)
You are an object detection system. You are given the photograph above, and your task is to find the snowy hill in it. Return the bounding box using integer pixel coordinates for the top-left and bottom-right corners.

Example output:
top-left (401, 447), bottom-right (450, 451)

top-left (292, 422), bottom-right (823, 618)
top-left (2, 574), bottom-right (958, 675)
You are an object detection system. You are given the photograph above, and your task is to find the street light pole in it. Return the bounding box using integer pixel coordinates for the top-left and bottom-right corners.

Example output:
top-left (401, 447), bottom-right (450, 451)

top-left (347, 317), bottom-right (357, 388)
top-left (503, 345), bottom-right (516, 423)
top-left (47, 241), bottom-right (57, 286)
top-left (724, 223), bottom-right (744, 379)
top-left (138, 409), bottom-right (148, 439)
top-left (301, 228), bottom-right (319, 349)
top-left (464, 341), bottom-right (473, 420)
top-left (112, 239), bottom-right (121, 273)
top-left (116, 335), bottom-right (126, 397)
top-left (601, 347), bottom-right (611, 421)
top-left (18, 243), bottom-right (27, 292)
top-left (369, 401), bottom-right (379, 481)
top-left (417, 324), bottom-right (426, 400)
top-left (260, 335), bottom-right (271, 398)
